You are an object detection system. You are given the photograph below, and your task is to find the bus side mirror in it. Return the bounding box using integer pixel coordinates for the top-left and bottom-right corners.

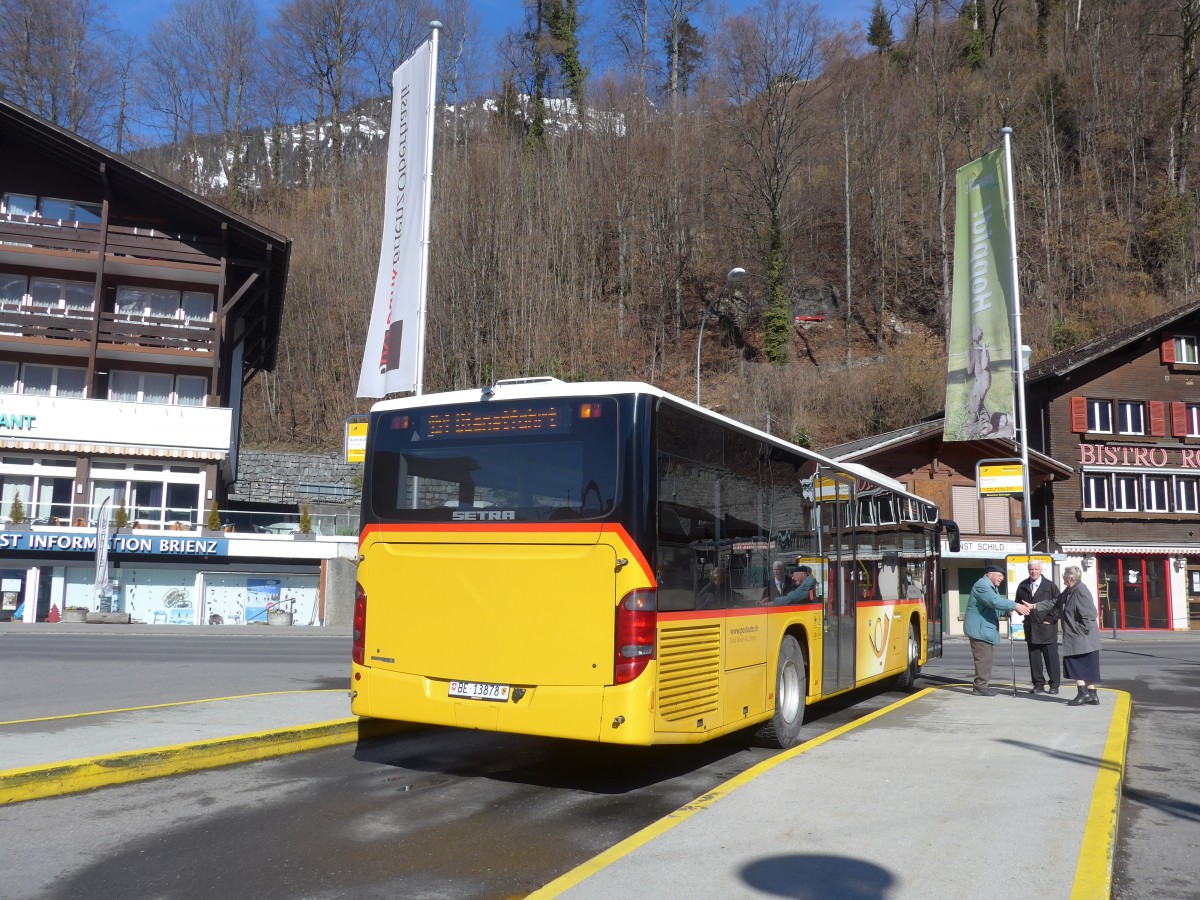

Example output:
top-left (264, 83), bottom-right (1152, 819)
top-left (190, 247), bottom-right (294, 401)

top-left (940, 518), bottom-right (961, 553)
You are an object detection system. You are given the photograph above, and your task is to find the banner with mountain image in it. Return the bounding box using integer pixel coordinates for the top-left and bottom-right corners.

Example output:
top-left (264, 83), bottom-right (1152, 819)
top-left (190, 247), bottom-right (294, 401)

top-left (357, 28), bottom-right (439, 398)
top-left (944, 146), bottom-right (1016, 442)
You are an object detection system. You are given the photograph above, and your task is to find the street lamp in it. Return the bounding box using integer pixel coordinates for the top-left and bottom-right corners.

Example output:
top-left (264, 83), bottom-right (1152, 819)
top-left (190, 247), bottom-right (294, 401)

top-left (696, 266), bottom-right (746, 405)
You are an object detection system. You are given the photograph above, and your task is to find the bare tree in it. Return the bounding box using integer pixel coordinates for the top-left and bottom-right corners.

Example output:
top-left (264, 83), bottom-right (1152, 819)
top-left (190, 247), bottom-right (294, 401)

top-left (271, 0), bottom-right (369, 167)
top-left (360, 0), bottom-right (433, 98)
top-left (0, 0), bottom-right (119, 142)
top-left (719, 0), bottom-right (833, 363)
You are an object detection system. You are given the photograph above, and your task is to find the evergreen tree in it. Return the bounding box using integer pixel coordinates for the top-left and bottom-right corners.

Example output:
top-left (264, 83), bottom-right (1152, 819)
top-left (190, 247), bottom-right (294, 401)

top-left (8, 494), bottom-right (25, 524)
top-left (663, 16), bottom-right (704, 98)
top-left (962, 1), bottom-right (987, 69)
top-left (866, 1), bottom-right (894, 56)
top-left (546, 0), bottom-right (586, 118)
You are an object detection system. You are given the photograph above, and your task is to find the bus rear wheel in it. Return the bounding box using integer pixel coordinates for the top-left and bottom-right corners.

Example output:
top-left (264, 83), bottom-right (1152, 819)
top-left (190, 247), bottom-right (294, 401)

top-left (759, 635), bottom-right (806, 749)
top-left (894, 622), bottom-right (920, 691)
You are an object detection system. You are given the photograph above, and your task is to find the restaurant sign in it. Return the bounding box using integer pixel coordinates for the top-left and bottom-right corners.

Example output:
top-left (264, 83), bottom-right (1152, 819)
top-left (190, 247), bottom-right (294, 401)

top-left (1079, 444), bottom-right (1200, 468)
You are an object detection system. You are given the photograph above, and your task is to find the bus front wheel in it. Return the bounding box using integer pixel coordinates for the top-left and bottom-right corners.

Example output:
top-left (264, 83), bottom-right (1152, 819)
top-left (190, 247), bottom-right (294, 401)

top-left (760, 635), bottom-right (806, 749)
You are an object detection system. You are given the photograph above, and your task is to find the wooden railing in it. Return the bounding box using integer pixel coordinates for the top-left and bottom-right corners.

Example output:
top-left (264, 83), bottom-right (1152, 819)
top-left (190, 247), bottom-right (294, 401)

top-left (0, 304), bottom-right (215, 353)
top-left (0, 215), bottom-right (222, 271)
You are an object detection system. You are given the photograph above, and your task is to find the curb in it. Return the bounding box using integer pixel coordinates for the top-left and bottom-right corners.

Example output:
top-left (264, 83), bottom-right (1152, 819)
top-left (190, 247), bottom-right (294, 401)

top-left (0, 716), bottom-right (409, 806)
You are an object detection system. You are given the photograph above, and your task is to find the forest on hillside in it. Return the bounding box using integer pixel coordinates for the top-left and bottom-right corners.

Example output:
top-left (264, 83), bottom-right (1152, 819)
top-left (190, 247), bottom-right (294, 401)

top-left (4, 0), bottom-right (1199, 450)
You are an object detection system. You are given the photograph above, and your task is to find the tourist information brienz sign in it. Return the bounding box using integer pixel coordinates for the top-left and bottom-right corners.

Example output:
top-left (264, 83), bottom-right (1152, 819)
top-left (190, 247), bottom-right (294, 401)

top-left (0, 531), bottom-right (228, 556)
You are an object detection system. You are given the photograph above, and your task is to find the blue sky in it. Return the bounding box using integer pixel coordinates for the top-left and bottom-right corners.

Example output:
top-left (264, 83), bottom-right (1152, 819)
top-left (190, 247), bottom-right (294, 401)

top-left (106, 0), bottom-right (867, 43)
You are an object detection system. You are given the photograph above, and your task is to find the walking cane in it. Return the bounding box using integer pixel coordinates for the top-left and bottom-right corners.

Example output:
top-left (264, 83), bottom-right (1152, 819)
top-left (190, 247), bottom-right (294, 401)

top-left (1008, 612), bottom-right (1017, 697)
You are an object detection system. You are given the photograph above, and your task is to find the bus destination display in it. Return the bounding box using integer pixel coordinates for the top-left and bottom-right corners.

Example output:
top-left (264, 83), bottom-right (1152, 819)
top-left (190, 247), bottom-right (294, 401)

top-left (424, 405), bottom-right (570, 439)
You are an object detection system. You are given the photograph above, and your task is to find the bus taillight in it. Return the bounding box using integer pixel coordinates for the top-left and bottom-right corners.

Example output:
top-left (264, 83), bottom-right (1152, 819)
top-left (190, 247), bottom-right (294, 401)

top-left (352, 582), bottom-right (367, 666)
top-left (615, 589), bottom-right (656, 685)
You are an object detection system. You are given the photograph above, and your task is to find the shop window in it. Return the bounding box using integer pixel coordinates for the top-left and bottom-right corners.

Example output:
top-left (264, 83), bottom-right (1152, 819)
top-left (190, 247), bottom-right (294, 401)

top-left (1, 476), bottom-right (33, 521)
top-left (1083, 474), bottom-right (1109, 511)
top-left (1117, 401), bottom-right (1146, 436)
top-left (1087, 399), bottom-right (1113, 434)
top-left (1145, 475), bottom-right (1171, 512)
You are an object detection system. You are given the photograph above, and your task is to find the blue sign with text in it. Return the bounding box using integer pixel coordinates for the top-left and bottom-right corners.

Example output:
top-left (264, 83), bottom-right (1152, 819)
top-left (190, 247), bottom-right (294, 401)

top-left (0, 531), bottom-right (228, 556)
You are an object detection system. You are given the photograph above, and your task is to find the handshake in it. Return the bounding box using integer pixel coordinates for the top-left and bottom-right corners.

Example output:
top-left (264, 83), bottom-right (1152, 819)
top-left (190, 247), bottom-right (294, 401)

top-left (1013, 602), bottom-right (1032, 616)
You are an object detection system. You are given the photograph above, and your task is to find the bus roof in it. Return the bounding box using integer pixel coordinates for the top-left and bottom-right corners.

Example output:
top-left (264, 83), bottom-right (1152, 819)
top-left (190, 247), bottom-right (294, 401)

top-left (370, 378), bottom-right (929, 509)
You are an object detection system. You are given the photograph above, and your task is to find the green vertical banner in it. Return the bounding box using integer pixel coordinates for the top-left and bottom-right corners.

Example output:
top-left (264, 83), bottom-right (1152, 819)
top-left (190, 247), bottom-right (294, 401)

top-left (944, 147), bottom-right (1016, 442)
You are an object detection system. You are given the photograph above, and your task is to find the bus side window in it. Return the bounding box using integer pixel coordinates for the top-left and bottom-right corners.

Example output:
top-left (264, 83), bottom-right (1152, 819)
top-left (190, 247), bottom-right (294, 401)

top-left (659, 506), bottom-right (690, 543)
top-left (657, 545), bottom-right (696, 611)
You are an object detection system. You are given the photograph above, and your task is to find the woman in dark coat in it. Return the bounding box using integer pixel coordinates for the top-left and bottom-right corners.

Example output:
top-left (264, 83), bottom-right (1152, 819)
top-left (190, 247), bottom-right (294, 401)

top-left (1036, 565), bottom-right (1102, 706)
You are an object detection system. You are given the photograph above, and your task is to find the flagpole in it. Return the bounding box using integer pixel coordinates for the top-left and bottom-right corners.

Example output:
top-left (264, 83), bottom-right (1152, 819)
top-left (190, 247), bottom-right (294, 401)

top-left (1001, 126), bottom-right (1033, 557)
top-left (413, 20), bottom-right (441, 397)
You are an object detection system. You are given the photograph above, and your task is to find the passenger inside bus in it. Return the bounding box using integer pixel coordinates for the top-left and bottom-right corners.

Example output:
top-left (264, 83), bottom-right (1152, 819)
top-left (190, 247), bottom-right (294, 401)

top-left (770, 565), bottom-right (818, 605)
top-left (697, 566), bottom-right (734, 609)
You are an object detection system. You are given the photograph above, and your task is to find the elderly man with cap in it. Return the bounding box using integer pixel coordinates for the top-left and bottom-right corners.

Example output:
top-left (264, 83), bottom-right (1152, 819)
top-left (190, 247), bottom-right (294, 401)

top-left (964, 565), bottom-right (1031, 696)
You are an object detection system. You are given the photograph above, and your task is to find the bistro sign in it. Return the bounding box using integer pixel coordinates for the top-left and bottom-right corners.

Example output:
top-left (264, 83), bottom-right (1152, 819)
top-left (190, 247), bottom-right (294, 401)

top-left (1079, 444), bottom-right (1200, 468)
top-left (0, 531), bottom-right (227, 556)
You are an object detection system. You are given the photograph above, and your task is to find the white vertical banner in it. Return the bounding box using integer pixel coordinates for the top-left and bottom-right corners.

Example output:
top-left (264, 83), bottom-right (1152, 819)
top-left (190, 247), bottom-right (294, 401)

top-left (94, 497), bottom-right (111, 607)
top-left (357, 23), bottom-right (441, 398)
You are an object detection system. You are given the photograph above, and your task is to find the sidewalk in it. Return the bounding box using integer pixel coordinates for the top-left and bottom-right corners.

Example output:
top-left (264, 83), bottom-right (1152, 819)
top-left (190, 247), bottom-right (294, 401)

top-left (532, 685), bottom-right (1130, 900)
top-left (0, 689), bottom-right (400, 805)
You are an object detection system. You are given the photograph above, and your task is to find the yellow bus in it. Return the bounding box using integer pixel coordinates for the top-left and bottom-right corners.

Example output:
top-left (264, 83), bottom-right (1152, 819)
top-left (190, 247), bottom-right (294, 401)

top-left (351, 378), bottom-right (955, 747)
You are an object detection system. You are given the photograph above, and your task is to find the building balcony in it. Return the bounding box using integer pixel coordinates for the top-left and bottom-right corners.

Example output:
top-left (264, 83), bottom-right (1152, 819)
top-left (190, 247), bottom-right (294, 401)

top-left (0, 303), bottom-right (215, 357)
top-left (0, 394), bottom-right (232, 459)
top-left (0, 215), bottom-right (222, 280)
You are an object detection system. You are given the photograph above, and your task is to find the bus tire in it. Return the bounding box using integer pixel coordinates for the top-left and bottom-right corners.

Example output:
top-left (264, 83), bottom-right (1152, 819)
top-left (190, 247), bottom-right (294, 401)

top-left (759, 635), bottom-right (806, 749)
top-left (894, 622), bottom-right (920, 692)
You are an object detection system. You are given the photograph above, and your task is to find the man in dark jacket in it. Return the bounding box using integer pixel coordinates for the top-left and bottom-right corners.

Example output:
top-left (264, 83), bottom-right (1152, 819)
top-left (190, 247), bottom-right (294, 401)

top-left (1016, 561), bottom-right (1061, 694)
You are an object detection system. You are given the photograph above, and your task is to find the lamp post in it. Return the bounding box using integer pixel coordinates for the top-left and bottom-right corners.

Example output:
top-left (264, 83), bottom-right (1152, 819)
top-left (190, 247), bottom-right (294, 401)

top-left (696, 267), bottom-right (746, 405)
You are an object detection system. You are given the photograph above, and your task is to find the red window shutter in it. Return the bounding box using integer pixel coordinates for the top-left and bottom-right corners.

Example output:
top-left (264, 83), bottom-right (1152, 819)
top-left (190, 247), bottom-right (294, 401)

top-left (1150, 401), bottom-right (1166, 436)
top-left (1162, 335), bottom-right (1176, 364)
top-left (1070, 396), bottom-right (1088, 433)
top-left (1173, 402), bottom-right (1189, 437)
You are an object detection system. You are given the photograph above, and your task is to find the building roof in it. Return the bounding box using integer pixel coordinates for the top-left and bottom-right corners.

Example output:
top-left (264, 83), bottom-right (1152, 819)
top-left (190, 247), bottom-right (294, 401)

top-left (1024, 296), bottom-right (1200, 384)
top-left (823, 418), bottom-right (1074, 479)
top-left (0, 98), bottom-right (291, 374)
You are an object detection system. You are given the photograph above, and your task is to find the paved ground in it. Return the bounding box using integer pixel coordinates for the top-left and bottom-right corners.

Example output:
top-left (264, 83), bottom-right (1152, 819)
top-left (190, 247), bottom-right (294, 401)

top-left (0, 623), bottom-right (1130, 897)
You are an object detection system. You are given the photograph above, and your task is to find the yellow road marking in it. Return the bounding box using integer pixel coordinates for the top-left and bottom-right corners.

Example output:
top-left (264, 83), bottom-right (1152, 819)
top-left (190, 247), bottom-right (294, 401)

top-left (1071, 688), bottom-right (1131, 900)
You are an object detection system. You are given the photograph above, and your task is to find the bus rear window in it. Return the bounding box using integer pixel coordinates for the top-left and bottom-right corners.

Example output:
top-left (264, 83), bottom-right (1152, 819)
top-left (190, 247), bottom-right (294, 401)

top-left (368, 398), bottom-right (619, 522)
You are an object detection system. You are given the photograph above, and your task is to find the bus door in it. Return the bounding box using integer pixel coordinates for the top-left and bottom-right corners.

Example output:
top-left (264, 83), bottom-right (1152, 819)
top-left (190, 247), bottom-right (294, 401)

top-left (819, 471), bottom-right (856, 693)
top-left (925, 530), bottom-right (943, 658)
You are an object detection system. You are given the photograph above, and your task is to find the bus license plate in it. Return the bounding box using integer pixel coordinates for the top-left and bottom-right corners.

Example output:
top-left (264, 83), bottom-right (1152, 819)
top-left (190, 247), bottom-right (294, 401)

top-left (448, 680), bottom-right (510, 702)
